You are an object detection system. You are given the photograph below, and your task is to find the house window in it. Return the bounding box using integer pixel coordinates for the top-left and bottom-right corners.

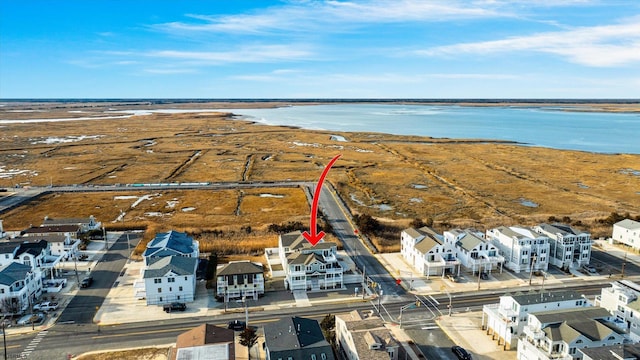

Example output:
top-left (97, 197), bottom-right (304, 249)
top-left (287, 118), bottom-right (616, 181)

top-left (184, 276), bottom-right (187, 281)
top-left (158, 288), bottom-right (162, 293)
top-left (154, 279), bottom-right (162, 284)
top-left (159, 297), bottom-right (163, 302)
top-left (169, 287), bottom-right (172, 292)
top-left (312, 355), bottom-right (316, 360)
top-left (321, 354), bottom-right (327, 360)
top-left (168, 278), bottom-right (175, 283)
top-left (179, 286), bottom-right (183, 291)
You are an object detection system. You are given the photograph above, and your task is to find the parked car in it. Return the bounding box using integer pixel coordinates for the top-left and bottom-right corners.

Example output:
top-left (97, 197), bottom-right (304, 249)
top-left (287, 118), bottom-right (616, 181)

top-left (480, 272), bottom-right (489, 280)
top-left (582, 264), bottom-right (597, 274)
top-left (33, 301), bottom-right (59, 312)
top-left (80, 276), bottom-right (93, 288)
top-left (163, 302), bottom-right (187, 313)
top-left (452, 345), bottom-right (472, 360)
top-left (446, 274), bottom-right (457, 282)
top-left (228, 320), bottom-right (246, 331)
top-left (16, 313), bottom-right (45, 326)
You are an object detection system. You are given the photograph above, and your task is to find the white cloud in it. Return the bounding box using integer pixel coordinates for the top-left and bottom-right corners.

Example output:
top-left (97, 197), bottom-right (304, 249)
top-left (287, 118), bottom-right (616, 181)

top-left (422, 18), bottom-right (640, 67)
top-left (152, 0), bottom-right (505, 35)
top-left (144, 45), bottom-right (313, 64)
top-left (143, 68), bottom-right (197, 74)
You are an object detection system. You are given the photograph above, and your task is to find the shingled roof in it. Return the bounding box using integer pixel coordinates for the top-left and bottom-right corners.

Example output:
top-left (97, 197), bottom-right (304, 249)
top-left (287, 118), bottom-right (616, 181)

top-left (264, 316), bottom-right (334, 360)
top-left (143, 230), bottom-right (195, 258)
top-left (0, 262), bottom-right (32, 286)
top-left (143, 256), bottom-right (197, 279)
top-left (217, 261), bottom-right (263, 276)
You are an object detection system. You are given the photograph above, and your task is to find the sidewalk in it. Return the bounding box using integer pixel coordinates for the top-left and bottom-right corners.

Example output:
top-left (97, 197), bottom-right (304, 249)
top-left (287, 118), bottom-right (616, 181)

top-left (437, 311), bottom-right (516, 360)
top-left (94, 260), bottom-right (372, 325)
top-left (375, 252), bottom-right (614, 296)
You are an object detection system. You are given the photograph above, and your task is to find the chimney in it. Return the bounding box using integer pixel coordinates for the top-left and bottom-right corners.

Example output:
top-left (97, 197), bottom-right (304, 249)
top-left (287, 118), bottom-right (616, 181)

top-left (297, 323), bottom-right (300, 332)
top-left (289, 326), bottom-right (292, 333)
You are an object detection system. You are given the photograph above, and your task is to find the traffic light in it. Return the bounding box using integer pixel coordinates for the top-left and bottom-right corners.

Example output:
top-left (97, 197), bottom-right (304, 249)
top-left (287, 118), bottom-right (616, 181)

top-left (396, 279), bottom-right (402, 285)
top-left (415, 300), bottom-right (421, 307)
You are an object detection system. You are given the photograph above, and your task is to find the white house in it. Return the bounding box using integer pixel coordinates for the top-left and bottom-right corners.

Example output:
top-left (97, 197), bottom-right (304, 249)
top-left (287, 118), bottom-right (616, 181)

top-left (216, 260), bottom-right (264, 301)
top-left (518, 307), bottom-right (625, 360)
top-left (34, 234), bottom-right (80, 261)
top-left (0, 262), bottom-right (42, 315)
top-left (278, 231), bottom-right (343, 291)
top-left (534, 223), bottom-right (591, 270)
top-left (336, 310), bottom-right (401, 360)
top-left (613, 219), bottom-right (640, 251)
top-left (483, 290), bottom-right (589, 350)
top-left (595, 280), bottom-right (640, 342)
top-left (143, 230), bottom-right (199, 266)
top-left (486, 226), bottom-right (550, 274)
top-left (143, 256), bottom-right (198, 306)
top-left (444, 229), bottom-right (504, 274)
top-left (400, 226), bottom-right (459, 278)
top-left (14, 239), bottom-right (60, 280)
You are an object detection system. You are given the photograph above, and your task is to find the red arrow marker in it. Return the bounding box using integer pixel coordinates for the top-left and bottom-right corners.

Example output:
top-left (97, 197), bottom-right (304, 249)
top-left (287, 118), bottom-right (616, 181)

top-left (302, 154), bottom-right (342, 246)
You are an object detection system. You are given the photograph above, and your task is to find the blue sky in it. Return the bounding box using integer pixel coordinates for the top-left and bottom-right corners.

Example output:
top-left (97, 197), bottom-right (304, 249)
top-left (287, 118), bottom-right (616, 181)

top-left (1, 0), bottom-right (639, 98)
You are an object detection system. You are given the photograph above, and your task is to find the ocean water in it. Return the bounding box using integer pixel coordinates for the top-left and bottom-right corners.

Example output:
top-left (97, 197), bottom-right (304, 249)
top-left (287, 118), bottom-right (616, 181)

top-left (221, 104), bottom-right (640, 154)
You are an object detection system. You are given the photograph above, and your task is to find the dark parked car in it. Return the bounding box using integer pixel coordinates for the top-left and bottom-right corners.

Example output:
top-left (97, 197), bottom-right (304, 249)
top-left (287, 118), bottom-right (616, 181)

top-left (480, 272), bottom-right (489, 280)
top-left (163, 302), bottom-right (187, 313)
top-left (80, 276), bottom-right (93, 288)
top-left (228, 320), bottom-right (246, 331)
top-left (452, 345), bottom-right (472, 360)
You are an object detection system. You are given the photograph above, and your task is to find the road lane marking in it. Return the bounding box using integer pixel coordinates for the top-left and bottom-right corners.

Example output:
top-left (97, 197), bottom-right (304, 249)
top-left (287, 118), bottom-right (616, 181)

top-left (91, 318), bottom-right (281, 339)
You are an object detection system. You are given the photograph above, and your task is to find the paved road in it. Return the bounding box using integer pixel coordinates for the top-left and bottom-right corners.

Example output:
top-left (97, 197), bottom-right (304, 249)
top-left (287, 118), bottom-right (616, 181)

top-left (317, 183), bottom-right (407, 300)
top-left (57, 234), bottom-right (138, 324)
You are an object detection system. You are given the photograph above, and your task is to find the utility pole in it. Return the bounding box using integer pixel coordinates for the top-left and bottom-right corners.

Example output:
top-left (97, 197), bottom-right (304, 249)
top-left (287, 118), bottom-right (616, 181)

top-left (362, 265), bottom-right (366, 300)
top-left (2, 316), bottom-right (7, 360)
top-left (621, 252), bottom-right (627, 278)
top-left (529, 254), bottom-right (537, 286)
top-left (243, 292), bottom-right (249, 328)
top-left (477, 259), bottom-right (483, 291)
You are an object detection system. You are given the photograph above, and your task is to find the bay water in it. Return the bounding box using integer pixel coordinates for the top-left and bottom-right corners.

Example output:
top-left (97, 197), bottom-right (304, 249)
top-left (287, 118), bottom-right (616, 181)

top-left (222, 104), bottom-right (640, 154)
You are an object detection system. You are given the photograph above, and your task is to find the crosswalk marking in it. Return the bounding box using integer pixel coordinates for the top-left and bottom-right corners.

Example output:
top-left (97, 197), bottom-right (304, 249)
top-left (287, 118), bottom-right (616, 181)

top-left (18, 330), bottom-right (48, 359)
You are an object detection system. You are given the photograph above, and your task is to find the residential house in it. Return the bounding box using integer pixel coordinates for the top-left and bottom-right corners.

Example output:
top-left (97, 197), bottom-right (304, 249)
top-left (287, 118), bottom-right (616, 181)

top-left (31, 234), bottom-right (80, 261)
top-left (41, 215), bottom-right (101, 233)
top-left (170, 324), bottom-right (236, 360)
top-left (0, 262), bottom-right (42, 315)
top-left (142, 256), bottom-right (198, 306)
top-left (278, 231), bottom-right (343, 291)
top-left (0, 242), bottom-right (18, 268)
top-left (336, 310), bottom-right (401, 360)
top-left (143, 230), bottom-right (199, 266)
top-left (21, 225), bottom-right (81, 240)
top-left (613, 219), bottom-right (640, 251)
top-left (216, 260), bottom-right (264, 301)
top-left (400, 226), bottom-right (459, 278)
top-left (483, 290), bottom-right (589, 350)
top-left (579, 343), bottom-right (640, 360)
top-left (518, 307), bottom-right (625, 360)
top-left (594, 280), bottom-right (640, 342)
top-left (264, 316), bottom-right (335, 360)
top-left (444, 229), bottom-right (504, 274)
top-left (534, 223), bottom-right (591, 270)
top-left (14, 239), bottom-right (60, 279)
top-left (486, 226), bottom-right (550, 274)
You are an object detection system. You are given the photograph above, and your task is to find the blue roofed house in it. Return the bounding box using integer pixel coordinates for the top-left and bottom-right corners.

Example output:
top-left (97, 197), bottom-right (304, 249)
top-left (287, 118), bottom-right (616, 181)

top-left (140, 230), bottom-right (200, 306)
top-left (0, 262), bottom-right (42, 315)
top-left (143, 230), bottom-right (199, 266)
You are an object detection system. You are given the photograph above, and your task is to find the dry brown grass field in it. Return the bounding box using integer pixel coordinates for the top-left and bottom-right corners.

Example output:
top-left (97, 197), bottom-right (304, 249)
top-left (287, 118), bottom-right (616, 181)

top-left (1, 101), bottom-right (639, 254)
